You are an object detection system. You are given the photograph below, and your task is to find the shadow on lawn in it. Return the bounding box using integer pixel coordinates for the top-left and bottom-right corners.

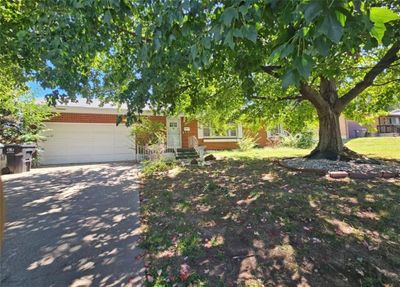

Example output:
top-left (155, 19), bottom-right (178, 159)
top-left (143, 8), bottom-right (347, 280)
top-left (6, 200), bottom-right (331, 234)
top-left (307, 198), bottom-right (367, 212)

top-left (141, 159), bottom-right (400, 286)
top-left (1, 163), bottom-right (143, 287)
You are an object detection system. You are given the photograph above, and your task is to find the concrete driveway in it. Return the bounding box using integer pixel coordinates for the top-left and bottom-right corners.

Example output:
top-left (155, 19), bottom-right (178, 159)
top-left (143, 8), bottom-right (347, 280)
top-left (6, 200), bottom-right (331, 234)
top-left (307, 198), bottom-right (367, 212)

top-left (0, 163), bottom-right (144, 287)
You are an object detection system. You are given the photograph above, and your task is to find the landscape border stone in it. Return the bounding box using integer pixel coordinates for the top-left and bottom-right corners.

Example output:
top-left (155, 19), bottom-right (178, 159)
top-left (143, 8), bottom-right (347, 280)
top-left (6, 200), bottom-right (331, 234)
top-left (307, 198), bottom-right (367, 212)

top-left (277, 158), bottom-right (400, 180)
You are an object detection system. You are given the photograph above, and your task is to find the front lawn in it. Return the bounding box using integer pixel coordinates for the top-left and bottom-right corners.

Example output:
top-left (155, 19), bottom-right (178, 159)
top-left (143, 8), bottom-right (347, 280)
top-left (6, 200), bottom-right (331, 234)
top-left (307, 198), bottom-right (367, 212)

top-left (213, 147), bottom-right (311, 160)
top-left (140, 160), bottom-right (400, 286)
top-left (213, 137), bottom-right (400, 160)
top-left (346, 137), bottom-right (400, 160)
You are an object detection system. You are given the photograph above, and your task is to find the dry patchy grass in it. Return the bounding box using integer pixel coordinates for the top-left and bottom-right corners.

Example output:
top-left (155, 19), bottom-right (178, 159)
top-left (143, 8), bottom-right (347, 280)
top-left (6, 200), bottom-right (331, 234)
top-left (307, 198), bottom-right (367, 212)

top-left (140, 159), bottom-right (400, 286)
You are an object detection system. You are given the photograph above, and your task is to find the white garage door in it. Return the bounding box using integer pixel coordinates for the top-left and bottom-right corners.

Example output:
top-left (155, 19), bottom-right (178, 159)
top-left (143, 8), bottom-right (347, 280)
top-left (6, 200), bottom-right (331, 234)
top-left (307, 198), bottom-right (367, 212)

top-left (39, 123), bottom-right (135, 165)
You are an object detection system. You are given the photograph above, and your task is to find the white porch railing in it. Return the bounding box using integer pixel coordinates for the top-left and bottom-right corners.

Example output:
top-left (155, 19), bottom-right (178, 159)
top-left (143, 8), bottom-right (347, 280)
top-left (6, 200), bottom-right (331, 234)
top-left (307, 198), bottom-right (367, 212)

top-left (135, 144), bottom-right (168, 161)
top-left (188, 136), bottom-right (205, 159)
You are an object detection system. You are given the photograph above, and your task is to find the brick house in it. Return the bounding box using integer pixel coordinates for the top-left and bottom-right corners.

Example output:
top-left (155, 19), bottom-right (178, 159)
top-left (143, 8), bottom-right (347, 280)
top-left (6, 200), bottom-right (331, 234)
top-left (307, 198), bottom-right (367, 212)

top-left (40, 101), bottom-right (269, 165)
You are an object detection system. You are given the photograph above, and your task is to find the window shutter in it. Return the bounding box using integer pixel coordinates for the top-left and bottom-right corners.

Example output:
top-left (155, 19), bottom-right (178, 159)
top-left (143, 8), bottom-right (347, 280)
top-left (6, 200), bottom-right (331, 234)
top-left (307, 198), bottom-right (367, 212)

top-left (237, 124), bottom-right (243, 138)
top-left (198, 124), bottom-right (204, 139)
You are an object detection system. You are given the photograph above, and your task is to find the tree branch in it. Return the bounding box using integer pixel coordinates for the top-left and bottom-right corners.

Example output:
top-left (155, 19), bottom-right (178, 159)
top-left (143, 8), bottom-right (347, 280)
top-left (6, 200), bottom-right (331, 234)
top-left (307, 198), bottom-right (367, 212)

top-left (371, 78), bottom-right (400, 87)
top-left (299, 82), bottom-right (328, 110)
top-left (336, 42), bottom-right (400, 112)
top-left (250, 94), bottom-right (304, 101)
top-left (260, 65), bottom-right (281, 78)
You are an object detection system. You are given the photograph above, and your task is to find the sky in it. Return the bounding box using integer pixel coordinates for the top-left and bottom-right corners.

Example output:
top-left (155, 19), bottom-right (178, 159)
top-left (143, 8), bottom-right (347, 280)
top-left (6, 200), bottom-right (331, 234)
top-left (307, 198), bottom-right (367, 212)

top-left (28, 81), bottom-right (53, 99)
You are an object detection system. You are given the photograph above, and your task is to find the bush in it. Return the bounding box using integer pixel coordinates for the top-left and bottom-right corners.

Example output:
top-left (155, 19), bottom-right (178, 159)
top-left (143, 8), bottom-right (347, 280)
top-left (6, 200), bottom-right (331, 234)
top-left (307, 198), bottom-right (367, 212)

top-left (142, 160), bottom-right (175, 176)
top-left (238, 134), bottom-right (258, 151)
top-left (280, 131), bottom-right (315, 149)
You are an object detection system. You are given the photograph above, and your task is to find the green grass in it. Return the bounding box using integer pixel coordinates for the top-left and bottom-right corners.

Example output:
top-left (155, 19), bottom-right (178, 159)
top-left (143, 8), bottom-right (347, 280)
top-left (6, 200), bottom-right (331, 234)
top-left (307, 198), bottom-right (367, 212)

top-left (345, 137), bottom-right (400, 160)
top-left (212, 137), bottom-right (400, 160)
top-left (213, 146), bottom-right (311, 160)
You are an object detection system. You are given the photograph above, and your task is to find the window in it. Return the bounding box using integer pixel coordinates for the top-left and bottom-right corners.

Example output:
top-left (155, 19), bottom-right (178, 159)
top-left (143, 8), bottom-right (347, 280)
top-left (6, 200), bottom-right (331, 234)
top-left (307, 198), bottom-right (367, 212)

top-left (203, 126), bottom-right (211, 137)
top-left (202, 124), bottom-right (238, 138)
top-left (169, 122), bottom-right (178, 128)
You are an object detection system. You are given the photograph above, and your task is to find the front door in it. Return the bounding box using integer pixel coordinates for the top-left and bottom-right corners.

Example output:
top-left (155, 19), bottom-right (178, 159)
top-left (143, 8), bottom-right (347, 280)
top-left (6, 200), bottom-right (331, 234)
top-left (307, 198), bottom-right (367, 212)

top-left (167, 118), bottom-right (181, 149)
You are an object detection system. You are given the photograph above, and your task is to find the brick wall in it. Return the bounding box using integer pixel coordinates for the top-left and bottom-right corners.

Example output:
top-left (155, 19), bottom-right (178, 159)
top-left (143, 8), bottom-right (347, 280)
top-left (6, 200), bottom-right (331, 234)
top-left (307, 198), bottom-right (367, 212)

top-left (181, 118), bottom-right (198, 148)
top-left (49, 112), bottom-right (118, 123)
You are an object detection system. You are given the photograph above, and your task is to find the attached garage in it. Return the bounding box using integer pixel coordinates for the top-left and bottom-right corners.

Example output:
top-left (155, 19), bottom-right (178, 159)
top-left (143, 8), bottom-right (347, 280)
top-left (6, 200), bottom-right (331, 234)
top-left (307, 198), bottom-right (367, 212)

top-left (40, 122), bottom-right (135, 165)
top-left (37, 101), bottom-right (137, 165)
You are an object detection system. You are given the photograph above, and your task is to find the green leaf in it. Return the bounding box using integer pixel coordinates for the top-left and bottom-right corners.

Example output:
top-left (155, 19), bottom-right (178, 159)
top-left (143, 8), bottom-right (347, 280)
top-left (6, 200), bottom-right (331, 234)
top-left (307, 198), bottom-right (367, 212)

top-left (282, 70), bottom-right (297, 89)
top-left (104, 10), bottom-right (112, 25)
top-left (314, 37), bottom-right (330, 56)
top-left (370, 7), bottom-right (400, 24)
top-left (190, 45), bottom-right (198, 60)
top-left (304, 2), bottom-right (322, 24)
top-left (280, 43), bottom-right (294, 59)
top-left (294, 55), bottom-right (313, 78)
top-left (201, 37), bottom-right (211, 49)
top-left (221, 7), bottom-right (238, 27)
top-left (223, 30), bottom-right (235, 49)
top-left (319, 12), bottom-right (343, 43)
top-left (370, 22), bottom-right (386, 43)
top-left (242, 25), bottom-right (257, 43)
top-left (369, 7), bottom-right (400, 43)
top-left (233, 28), bottom-right (243, 38)
top-left (335, 11), bottom-right (347, 27)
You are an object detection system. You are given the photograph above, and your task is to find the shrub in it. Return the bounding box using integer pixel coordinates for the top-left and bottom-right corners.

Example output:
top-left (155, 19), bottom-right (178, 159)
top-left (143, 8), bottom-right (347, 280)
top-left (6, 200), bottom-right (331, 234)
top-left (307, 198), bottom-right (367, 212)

top-left (142, 160), bottom-right (175, 176)
top-left (238, 134), bottom-right (258, 151)
top-left (131, 118), bottom-right (165, 146)
top-left (280, 131), bottom-right (315, 149)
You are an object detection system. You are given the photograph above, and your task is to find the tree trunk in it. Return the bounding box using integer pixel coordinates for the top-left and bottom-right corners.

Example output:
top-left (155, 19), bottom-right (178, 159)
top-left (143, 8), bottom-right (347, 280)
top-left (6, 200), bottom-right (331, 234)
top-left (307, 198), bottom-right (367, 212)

top-left (308, 108), bottom-right (343, 160)
top-left (302, 78), bottom-right (345, 160)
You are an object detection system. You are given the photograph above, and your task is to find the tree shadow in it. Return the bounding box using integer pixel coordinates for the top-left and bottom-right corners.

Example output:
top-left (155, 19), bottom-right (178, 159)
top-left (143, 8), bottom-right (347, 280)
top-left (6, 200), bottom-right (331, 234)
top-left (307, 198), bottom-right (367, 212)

top-left (141, 159), bottom-right (400, 286)
top-left (1, 163), bottom-right (144, 287)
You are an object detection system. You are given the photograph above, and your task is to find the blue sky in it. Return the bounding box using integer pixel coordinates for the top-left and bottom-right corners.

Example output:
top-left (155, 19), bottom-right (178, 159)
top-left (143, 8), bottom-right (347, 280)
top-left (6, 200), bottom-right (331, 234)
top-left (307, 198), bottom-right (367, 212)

top-left (28, 81), bottom-right (53, 98)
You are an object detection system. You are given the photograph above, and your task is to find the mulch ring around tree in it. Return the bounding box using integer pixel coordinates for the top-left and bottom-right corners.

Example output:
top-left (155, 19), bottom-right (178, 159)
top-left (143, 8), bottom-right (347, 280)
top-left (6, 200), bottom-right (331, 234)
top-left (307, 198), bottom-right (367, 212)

top-left (279, 158), bottom-right (400, 179)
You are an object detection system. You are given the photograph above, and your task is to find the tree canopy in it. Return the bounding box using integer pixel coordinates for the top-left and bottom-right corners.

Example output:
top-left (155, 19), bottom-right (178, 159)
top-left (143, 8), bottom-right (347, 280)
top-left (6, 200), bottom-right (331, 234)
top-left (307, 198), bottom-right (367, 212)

top-left (1, 0), bottom-right (400, 158)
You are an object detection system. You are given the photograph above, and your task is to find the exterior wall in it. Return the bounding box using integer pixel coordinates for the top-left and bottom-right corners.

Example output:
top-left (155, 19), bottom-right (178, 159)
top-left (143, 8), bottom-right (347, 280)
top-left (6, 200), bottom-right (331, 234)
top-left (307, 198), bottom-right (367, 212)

top-left (339, 116), bottom-right (348, 139)
top-left (49, 112), bottom-right (118, 123)
top-left (51, 112), bottom-right (270, 150)
top-left (181, 118), bottom-right (198, 148)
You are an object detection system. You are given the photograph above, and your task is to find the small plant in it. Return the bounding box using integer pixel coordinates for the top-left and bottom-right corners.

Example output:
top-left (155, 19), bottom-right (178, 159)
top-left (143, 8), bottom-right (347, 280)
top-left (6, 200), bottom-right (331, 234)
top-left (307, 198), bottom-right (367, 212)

top-left (176, 233), bottom-right (202, 257)
top-left (280, 131), bottom-right (316, 149)
top-left (238, 134), bottom-right (258, 151)
top-left (142, 160), bottom-right (175, 176)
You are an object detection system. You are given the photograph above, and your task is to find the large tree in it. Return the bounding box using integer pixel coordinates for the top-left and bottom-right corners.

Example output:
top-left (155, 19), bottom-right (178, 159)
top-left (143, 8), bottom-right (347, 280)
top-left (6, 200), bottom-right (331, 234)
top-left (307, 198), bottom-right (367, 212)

top-left (2, 1), bottom-right (400, 159)
top-left (118, 0), bottom-right (400, 160)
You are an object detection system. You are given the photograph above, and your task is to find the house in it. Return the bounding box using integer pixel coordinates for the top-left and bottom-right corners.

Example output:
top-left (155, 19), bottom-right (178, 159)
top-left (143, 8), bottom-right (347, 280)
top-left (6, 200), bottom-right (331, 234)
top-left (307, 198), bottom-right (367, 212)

top-left (39, 101), bottom-right (269, 165)
top-left (376, 109), bottom-right (400, 135)
top-left (339, 116), bottom-right (368, 139)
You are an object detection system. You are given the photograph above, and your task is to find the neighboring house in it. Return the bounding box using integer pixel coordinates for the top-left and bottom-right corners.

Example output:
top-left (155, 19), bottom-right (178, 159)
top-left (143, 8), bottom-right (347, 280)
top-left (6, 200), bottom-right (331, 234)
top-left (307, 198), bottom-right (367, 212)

top-left (376, 109), bottom-right (400, 135)
top-left (339, 116), bottom-right (368, 139)
top-left (39, 101), bottom-right (269, 165)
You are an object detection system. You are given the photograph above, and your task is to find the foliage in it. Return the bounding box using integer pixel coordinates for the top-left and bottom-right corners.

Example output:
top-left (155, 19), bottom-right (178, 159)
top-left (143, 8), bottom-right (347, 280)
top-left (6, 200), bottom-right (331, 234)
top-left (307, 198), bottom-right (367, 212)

top-left (142, 160), bottom-right (176, 177)
top-left (280, 131), bottom-right (316, 149)
top-left (238, 134), bottom-right (258, 151)
top-left (1, 1), bottom-right (400, 156)
top-left (131, 118), bottom-right (165, 146)
top-left (0, 94), bottom-right (53, 144)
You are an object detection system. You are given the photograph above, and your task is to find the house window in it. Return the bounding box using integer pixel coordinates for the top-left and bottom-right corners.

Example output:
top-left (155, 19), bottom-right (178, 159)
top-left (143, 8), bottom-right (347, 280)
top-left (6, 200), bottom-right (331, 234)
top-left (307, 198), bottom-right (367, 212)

top-left (203, 126), bottom-right (211, 137)
top-left (202, 124), bottom-right (238, 138)
top-left (169, 122), bottom-right (178, 128)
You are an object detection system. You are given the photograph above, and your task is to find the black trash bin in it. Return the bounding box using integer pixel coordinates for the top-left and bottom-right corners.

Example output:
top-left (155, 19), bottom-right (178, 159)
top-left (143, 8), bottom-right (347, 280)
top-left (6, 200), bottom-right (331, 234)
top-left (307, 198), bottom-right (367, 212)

top-left (3, 144), bottom-right (36, 174)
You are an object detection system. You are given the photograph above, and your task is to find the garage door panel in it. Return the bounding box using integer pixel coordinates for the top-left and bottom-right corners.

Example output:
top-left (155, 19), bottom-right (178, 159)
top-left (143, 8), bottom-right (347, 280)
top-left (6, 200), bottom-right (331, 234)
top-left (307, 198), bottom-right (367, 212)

top-left (40, 123), bottom-right (135, 165)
